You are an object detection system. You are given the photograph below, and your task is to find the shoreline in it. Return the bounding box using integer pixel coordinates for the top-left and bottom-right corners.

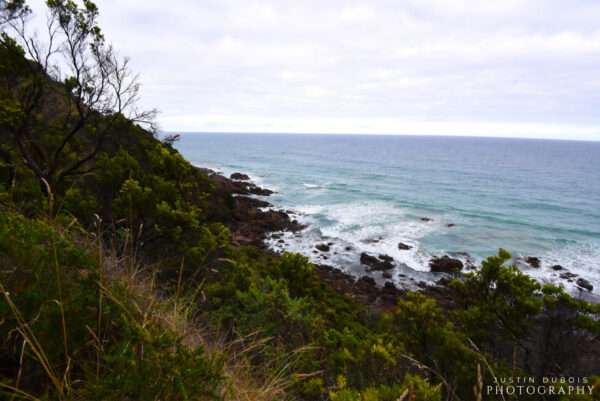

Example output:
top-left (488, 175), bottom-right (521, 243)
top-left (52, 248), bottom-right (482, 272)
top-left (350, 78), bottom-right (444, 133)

top-left (202, 167), bottom-right (599, 303)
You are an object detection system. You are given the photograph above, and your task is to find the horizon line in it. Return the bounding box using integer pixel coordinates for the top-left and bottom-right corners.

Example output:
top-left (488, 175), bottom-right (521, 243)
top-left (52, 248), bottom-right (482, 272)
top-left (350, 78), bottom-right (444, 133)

top-left (168, 130), bottom-right (600, 143)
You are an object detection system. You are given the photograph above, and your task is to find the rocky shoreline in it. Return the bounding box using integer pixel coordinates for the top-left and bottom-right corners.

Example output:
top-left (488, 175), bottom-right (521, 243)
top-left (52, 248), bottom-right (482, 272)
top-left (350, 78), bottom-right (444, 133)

top-left (205, 168), bottom-right (597, 305)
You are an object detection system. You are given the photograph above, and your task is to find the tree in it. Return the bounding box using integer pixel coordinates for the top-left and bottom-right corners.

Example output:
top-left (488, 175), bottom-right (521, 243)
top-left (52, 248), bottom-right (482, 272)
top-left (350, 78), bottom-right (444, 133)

top-left (0, 0), bottom-right (156, 213)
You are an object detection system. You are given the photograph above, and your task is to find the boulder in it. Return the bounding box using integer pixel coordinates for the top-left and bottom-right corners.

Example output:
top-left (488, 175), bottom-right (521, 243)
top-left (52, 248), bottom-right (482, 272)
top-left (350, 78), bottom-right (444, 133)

top-left (360, 252), bottom-right (395, 271)
top-left (316, 243), bottom-right (330, 252)
top-left (560, 272), bottom-right (578, 280)
top-left (420, 217), bottom-right (433, 222)
top-left (447, 223), bottom-right (456, 227)
top-left (525, 256), bottom-right (541, 268)
top-left (382, 271), bottom-right (392, 279)
top-left (429, 256), bottom-right (463, 273)
top-left (230, 172), bottom-right (250, 180)
top-left (398, 242), bottom-right (412, 250)
top-left (551, 264), bottom-right (564, 271)
top-left (576, 278), bottom-right (593, 292)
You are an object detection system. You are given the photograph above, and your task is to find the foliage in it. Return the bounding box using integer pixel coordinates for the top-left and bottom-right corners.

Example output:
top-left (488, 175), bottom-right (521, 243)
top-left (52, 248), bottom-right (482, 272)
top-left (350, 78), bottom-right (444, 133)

top-left (0, 211), bottom-right (223, 400)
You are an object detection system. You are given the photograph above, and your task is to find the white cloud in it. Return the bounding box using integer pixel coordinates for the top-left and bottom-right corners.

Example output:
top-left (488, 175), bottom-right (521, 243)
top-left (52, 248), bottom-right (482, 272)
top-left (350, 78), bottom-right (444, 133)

top-left (22, 0), bottom-right (600, 140)
top-left (340, 5), bottom-right (375, 23)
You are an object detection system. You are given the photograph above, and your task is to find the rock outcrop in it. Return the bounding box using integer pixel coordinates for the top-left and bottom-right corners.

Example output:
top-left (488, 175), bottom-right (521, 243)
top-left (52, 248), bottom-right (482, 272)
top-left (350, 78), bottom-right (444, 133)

top-left (230, 172), bottom-right (250, 181)
top-left (429, 256), bottom-right (463, 273)
top-left (360, 252), bottom-right (395, 271)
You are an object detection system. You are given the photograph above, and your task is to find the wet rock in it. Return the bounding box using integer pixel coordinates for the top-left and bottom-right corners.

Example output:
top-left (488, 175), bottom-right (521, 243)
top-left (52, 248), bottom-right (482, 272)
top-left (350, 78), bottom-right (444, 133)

top-left (398, 242), bottom-right (412, 250)
top-left (378, 254), bottom-right (394, 262)
top-left (447, 223), bottom-right (456, 227)
top-left (247, 184), bottom-right (274, 196)
top-left (421, 217), bottom-right (433, 222)
top-left (551, 264), bottom-right (564, 271)
top-left (382, 271), bottom-right (392, 279)
top-left (230, 172), bottom-right (250, 181)
top-left (360, 252), bottom-right (395, 271)
top-left (560, 272), bottom-right (578, 280)
top-left (525, 256), bottom-right (541, 268)
top-left (429, 256), bottom-right (463, 273)
top-left (316, 243), bottom-right (330, 252)
top-left (231, 196), bottom-right (304, 247)
top-left (362, 236), bottom-right (383, 244)
top-left (345, 246), bottom-right (353, 251)
top-left (576, 278), bottom-right (593, 292)
top-left (277, 239), bottom-right (284, 243)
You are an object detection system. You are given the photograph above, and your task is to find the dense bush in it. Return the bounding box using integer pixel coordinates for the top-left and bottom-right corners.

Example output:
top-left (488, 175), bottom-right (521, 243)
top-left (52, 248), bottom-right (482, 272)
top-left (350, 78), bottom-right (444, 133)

top-left (0, 212), bottom-right (223, 400)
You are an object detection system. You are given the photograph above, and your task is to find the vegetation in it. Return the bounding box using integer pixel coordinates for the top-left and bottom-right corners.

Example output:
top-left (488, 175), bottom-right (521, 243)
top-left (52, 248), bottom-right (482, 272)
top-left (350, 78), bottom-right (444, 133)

top-left (1, 1), bottom-right (599, 400)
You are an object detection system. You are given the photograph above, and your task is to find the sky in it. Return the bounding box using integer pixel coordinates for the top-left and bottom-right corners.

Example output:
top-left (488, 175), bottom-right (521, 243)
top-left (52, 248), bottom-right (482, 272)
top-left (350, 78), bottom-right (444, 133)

top-left (25, 0), bottom-right (600, 140)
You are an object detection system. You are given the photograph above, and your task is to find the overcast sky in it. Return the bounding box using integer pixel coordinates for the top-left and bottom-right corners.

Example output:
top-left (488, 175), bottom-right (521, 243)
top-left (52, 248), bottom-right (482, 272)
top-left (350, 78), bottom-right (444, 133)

top-left (27, 0), bottom-right (600, 140)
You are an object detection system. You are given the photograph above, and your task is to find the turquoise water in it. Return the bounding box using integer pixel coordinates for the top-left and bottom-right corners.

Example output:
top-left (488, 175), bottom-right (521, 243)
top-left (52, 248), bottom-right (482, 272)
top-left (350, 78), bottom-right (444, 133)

top-left (176, 133), bottom-right (600, 293)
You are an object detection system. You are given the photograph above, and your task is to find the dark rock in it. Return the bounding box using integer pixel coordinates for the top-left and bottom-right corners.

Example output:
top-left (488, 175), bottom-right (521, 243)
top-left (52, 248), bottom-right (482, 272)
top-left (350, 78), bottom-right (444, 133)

top-left (231, 196), bottom-right (304, 247)
top-left (230, 172), bottom-right (250, 181)
top-left (357, 276), bottom-right (376, 286)
top-left (576, 278), bottom-right (593, 292)
top-left (247, 184), bottom-right (274, 196)
top-left (383, 281), bottom-right (396, 291)
top-left (360, 252), bottom-right (395, 271)
top-left (378, 254), bottom-right (394, 262)
top-left (382, 271), bottom-right (392, 279)
top-left (525, 256), bottom-right (541, 268)
top-left (437, 277), bottom-right (452, 286)
top-left (421, 217), bottom-right (433, 222)
top-left (447, 223), bottom-right (456, 227)
top-left (362, 236), bottom-right (383, 244)
top-left (345, 246), bottom-right (353, 251)
top-left (277, 239), bottom-right (284, 243)
top-left (560, 272), bottom-right (578, 280)
top-left (417, 281), bottom-right (428, 288)
top-left (398, 242), bottom-right (412, 250)
top-left (316, 243), bottom-right (330, 252)
top-left (429, 256), bottom-right (463, 273)
top-left (551, 264), bottom-right (564, 271)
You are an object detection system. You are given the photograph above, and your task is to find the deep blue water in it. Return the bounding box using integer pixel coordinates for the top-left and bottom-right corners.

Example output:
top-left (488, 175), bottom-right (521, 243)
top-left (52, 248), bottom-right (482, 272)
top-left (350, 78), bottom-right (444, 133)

top-left (176, 133), bottom-right (600, 293)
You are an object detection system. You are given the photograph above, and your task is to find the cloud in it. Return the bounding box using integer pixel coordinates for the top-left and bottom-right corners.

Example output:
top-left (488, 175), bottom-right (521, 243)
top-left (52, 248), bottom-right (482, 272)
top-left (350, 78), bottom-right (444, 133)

top-left (22, 0), bottom-right (600, 140)
top-left (340, 5), bottom-right (375, 23)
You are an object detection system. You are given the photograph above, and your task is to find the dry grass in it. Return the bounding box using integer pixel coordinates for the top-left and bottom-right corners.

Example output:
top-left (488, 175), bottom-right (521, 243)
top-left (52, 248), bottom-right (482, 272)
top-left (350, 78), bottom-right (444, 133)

top-left (99, 247), bottom-right (293, 401)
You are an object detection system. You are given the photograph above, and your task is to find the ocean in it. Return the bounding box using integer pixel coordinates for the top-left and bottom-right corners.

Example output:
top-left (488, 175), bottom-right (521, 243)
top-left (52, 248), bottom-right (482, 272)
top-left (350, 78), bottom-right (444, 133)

top-left (175, 133), bottom-right (600, 295)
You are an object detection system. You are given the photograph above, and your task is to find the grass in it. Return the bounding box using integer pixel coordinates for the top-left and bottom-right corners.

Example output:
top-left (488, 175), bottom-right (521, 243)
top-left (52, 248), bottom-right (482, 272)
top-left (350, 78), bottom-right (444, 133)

top-left (0, 211), bottom-right (294, 401)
